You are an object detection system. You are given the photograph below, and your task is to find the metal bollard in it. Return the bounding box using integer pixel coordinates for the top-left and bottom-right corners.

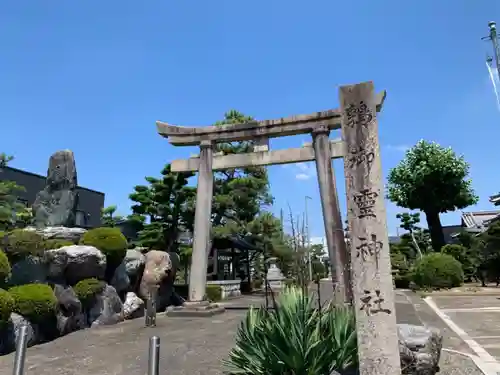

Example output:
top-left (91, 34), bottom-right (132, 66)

top-left (12, 325), bottom-right (29, 375)
top-left (145, 286), bottom-right (158, 327)
top-left (147, 336), bottom-right (160, 375)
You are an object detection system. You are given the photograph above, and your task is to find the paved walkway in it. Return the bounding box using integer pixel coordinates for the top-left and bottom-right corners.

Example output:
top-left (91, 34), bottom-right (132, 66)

top-left (0, 289), bottom-right (486, 375)
top-left (425, 293), bottom-right (500, 374)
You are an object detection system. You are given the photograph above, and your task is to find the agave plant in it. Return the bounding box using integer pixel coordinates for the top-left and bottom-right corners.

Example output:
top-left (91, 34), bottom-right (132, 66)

top-left (223, 286), bottom-right (358, 375)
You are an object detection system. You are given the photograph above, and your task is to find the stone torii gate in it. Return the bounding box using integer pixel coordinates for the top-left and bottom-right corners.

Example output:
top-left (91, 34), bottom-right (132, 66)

top-left (157, 81), bottom-right (401, 375)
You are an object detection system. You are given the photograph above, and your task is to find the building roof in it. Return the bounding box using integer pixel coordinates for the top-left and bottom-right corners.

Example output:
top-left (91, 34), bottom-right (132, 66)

top-left (461, 210), bottom-right (500, 230)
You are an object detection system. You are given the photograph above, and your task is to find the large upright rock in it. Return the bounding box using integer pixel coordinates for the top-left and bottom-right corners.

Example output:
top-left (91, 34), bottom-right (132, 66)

top-left (32, 150), bottom-right (78, 228)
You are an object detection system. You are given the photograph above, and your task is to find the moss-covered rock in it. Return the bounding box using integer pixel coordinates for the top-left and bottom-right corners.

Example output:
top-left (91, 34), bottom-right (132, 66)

top-left (0, 289), bottom-right (14, 326)
top-left (73, 278), bottom-right (106, 309)
top-left (0, 250), bottom-right (11, 284)
top-left (3, 230), bottom-right (45, 259)
top-left (80, 228), bottom-right (128, 282)
top-left (9, 284), bottom-right (58, 323)
top-left (44, 239), bottom-right (74, 250)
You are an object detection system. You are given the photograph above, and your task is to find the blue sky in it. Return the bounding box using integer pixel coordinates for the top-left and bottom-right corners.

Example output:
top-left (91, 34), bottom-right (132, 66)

top-left (1, 1), bottom-right (500, 242)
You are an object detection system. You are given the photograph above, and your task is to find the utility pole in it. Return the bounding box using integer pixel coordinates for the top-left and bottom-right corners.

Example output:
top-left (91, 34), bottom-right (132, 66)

top-left (483, 21), bottom-right (500, 79)
top-left (305, 196), bottom-right (312, 281)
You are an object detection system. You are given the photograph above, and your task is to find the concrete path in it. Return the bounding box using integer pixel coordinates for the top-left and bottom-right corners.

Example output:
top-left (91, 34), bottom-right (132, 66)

top-left (424, 294), bottom-right (500, 374)
top-left (0, 290), bottom-right (487, 375)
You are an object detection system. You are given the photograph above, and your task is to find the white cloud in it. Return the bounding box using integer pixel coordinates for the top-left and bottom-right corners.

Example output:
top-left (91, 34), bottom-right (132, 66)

top-left (295, 173), bottom-right (310, 180)
top-left (282, 161), bottom-right (316, 181)
top-left (386, 144), bottom-right (410, 152)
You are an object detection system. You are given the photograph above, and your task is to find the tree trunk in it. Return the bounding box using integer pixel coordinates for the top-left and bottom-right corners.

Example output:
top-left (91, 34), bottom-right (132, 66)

top-left (425, 210), bottom-right (445, 251)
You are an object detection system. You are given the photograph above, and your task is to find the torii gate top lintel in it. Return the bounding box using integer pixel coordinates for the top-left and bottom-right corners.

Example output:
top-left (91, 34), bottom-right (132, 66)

top-left (156, 89), bottom-right (386, 146)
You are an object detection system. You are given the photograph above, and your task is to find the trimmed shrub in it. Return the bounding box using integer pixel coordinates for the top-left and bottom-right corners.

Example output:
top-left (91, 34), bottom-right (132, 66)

top-left (413, 253), bottom-right (464, 289)
top-left (205, 285), bottom-right (222, 302)
top-left (441, 244), bottom-right (478, 282)
top-left (73, 278), bottom-right (106, 309)
top-left (2, 230), bottom-right (45, 259)
top-left (44, 239), bottom-right (74, 250)
top-left (80, 227), bottom-right (128, 281)
top-left (9, 284), bottom-right (58, 323)
top-left (0, 250), bottom-right (11, 284)
top-left (0, 289), bottom-right (14, 326)
top-left (80, 227), bottom-right (127, 261)
top-left (391, 252), bottom-right (412, 289)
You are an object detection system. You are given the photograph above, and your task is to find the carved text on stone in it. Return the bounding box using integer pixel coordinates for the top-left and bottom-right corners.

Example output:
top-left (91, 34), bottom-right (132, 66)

top-left (355, 234), bottom-right (383, 264)
top-left (346, 145), bottom-right (375, 170)
top-left (344, 101), bottom-right (374, 129)
top-left (353, 189), bottom-right (378, 219)
top-left (360, 289), bottom-right (392, 316)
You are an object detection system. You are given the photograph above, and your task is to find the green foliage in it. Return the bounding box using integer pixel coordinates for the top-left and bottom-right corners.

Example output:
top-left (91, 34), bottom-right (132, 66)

top-left (205, 285), bottom-right (222, 302)
top-left (129, 164), bottom-right (195, 251)
top-left (2, 229), bottom-right (45, 259)
top-left (0, 250), bottom-right (11, 284)
top-left (413, 253), bottom-right (464, 289)
top-left (80, 227), bottom-right (127, 261)
top-left (9, 283), bottom-right (58, 322)
top-left (441, 244), bottom-right (478, 282)
top-left (477, 221), bottom-right (500, 284)
top-left (387, 140), bottom-right (478, 251)
top-left (0, 289), bottom-right (13, 325)
top-left (73, 278), bottom-right (106, 308)
top-left (223, 287), bottom-right (357, 375)
top-left (44, 239), bottom-right (74, 249)
top-left (0, 154), bottom-right (26, 231)
top-left (100, 205), bottom-right (124, 228)
top-left (212, 111), bottom-right (273, 228)
top-left (390, 252), bottom-right (413, 288)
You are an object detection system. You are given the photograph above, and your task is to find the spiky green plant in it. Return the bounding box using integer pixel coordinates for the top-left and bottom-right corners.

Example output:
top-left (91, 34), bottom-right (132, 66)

top-left (223, 286), bottom-right (358, 375)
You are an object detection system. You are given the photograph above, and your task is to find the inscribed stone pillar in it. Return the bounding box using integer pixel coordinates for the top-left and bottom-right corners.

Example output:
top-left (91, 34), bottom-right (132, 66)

top-left (188, 140), bottom-right (214, 302)
top-left (339, 81), bottom-right (401, 375)
top-left (312, 127), bottom-right (351, 303)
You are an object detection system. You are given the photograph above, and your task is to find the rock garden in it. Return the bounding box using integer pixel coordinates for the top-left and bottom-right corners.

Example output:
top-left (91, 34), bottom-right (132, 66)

top-left (0, 226), bottom-right (204, 354)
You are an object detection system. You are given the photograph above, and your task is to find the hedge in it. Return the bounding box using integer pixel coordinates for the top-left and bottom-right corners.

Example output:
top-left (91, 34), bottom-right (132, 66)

top-left (44, 239), bottom-right (74, 250)
top-left (205, 285), bottom-right (222, 302)
top-left (412, 253), bottom-right (464, 289)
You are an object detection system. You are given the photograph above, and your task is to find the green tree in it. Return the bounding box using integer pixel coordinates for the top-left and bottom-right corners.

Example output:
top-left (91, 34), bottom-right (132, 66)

top-left (0, 154), bottom-right (26, 231)
top-left (101, 205), bottom-right (124, 227)
top-left (128, 164), bottom-right (195, 251)
top-left (387, 140), bottom-right (478, 251)
top-left (211, 110), bottom-right (273, 232)
top-left (396, 212), bottom-right (423, 258)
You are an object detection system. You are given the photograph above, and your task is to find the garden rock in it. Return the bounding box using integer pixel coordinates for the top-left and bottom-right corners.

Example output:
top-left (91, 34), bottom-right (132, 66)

top-left (45, 245), bottom-right (106, 285)
top-left (53, 284), bottom-right (82, 315)
top-left (88, 284), bottom-right (124, 327)
top-left (123, 292), bottom-right (144, 319)
top-left (398, 324), bottom-right (442, 375)
top-left (124, 249), bottom-right (145, 277)
top-left (138, 250), bottom-right (172, 301)
top-left (56, 312), bottom-right (86, 335)
top-left (9, 256), bottom-right (47, 286)
top-left (11, 313), bottom-right (37, 347)
top-left (25, 226), bottom-right (87, 243)
top-left (110, 261), bottom-right (130, 294)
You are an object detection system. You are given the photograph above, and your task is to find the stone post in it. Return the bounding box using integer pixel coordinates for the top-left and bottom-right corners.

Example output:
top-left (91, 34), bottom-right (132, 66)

top-left (340, 81), bottom-right (401, 375)
top-left (312, 127), bottom-right (351, 303)
top-left (188, 140), bottom-right (214, 302)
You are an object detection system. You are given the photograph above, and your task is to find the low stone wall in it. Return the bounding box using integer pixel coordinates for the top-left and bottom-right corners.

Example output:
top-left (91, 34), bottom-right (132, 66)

top-left (207, 280), bottom-right (242, 299)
